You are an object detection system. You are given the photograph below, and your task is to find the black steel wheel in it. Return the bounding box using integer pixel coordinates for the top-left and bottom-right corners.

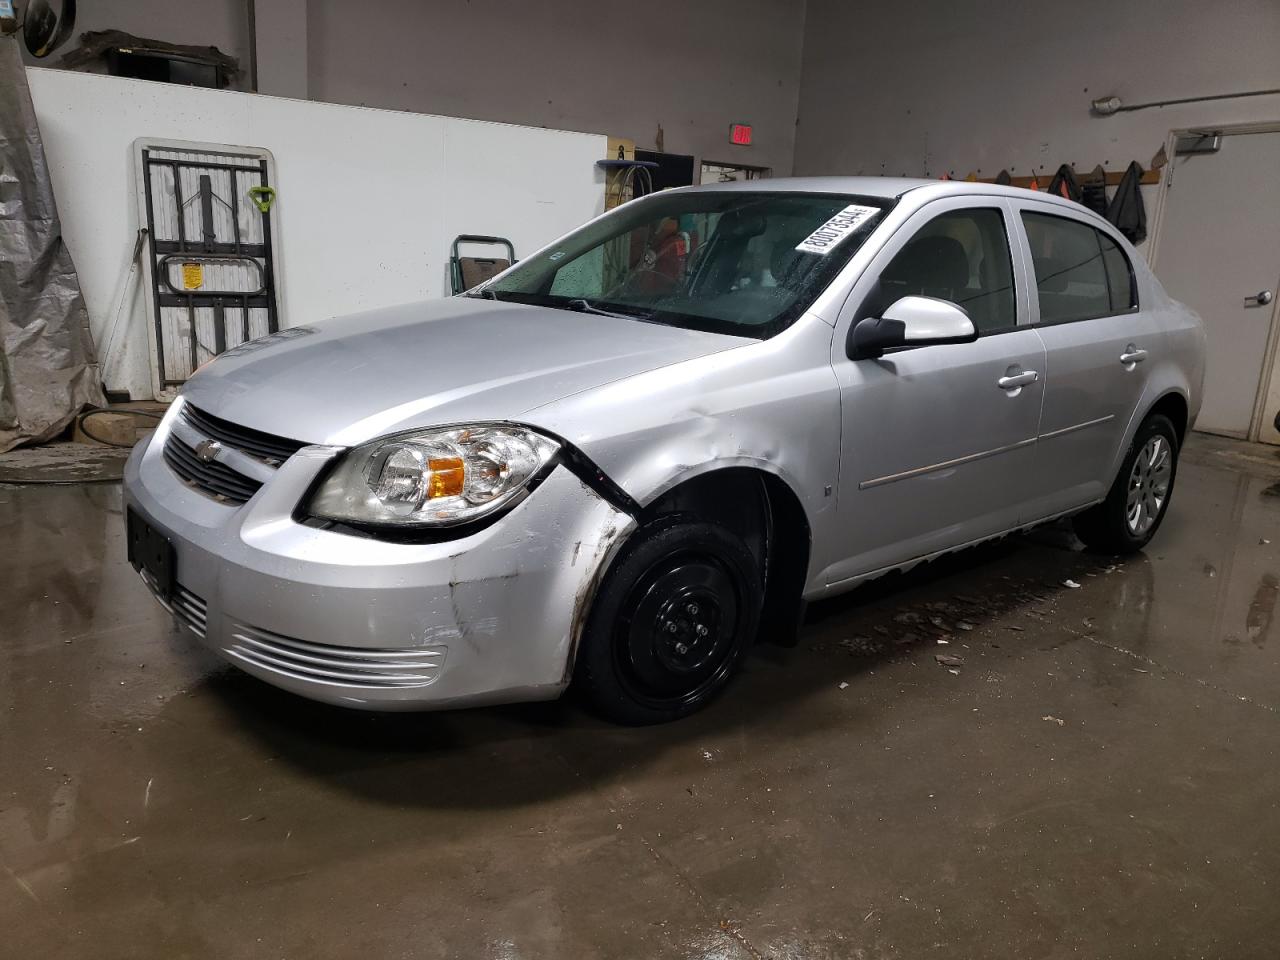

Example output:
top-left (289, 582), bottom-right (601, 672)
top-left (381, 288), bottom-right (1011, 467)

top-left (575, 517), bottom-right (762, 724)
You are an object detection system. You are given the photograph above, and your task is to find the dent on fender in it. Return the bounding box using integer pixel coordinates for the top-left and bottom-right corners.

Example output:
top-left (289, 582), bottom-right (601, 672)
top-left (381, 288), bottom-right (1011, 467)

top-left (529, 318), bottom-right (841, 542)
top-left (553, 438), bottom-right (642, 518)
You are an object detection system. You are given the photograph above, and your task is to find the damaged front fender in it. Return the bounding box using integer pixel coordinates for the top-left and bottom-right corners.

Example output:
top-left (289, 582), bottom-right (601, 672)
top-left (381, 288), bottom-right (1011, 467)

top-left (521, 315), bottom-right (841, 597)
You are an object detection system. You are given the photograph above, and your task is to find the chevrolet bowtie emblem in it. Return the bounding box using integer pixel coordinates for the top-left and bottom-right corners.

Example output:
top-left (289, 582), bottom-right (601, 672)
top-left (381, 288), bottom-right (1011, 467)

top-left (194, 438), bottom-right (222, 463)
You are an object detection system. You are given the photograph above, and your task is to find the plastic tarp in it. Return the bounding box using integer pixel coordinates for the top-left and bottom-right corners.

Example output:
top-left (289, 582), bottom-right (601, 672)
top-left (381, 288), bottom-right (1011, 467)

top-left (0, 38), bottom-right (102, 452)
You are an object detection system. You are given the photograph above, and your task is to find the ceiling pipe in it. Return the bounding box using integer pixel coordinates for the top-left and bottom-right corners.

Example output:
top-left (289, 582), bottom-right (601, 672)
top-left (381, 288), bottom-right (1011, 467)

top-left (1092, 87), bottom-right (1280, 116)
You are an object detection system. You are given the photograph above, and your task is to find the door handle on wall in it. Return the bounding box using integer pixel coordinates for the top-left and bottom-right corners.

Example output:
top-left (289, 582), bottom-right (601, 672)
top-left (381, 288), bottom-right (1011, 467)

top-left (997, 370), bottom-right (1038, 390)
top-left (1245, 290), bottom-right (1274, 307)
top-left (1120, 346), bottom-right (1148, 365)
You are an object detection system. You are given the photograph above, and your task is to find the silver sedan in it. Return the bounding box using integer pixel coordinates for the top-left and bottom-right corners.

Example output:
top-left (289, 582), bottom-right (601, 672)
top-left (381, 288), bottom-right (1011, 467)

top-left (123, 178), bottom-right (1206, 723)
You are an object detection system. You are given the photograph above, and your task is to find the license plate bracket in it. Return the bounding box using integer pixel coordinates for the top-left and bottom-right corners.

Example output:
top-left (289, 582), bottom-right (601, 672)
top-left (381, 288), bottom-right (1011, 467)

top-left (127, 508), bottom-right (176, 600)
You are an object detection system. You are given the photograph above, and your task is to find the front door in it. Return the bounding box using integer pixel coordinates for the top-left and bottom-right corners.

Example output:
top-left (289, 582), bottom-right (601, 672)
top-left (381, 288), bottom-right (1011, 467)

top-left (824, 198), bottom-right (1045, 586)
top-left (1013, 203), bottom-right (1159, 519)
top-left (1153, 130), bottom-right (1280, 440)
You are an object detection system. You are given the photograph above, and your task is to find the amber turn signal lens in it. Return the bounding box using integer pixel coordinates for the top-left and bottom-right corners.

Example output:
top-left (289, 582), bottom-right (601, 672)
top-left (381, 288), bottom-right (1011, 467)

top-left (426, 457), bottom-right (465, 498)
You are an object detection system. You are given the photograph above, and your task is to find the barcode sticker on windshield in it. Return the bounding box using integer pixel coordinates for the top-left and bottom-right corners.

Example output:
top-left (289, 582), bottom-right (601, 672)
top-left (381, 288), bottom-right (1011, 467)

top-left (795, 204), bottom-right (881, 255)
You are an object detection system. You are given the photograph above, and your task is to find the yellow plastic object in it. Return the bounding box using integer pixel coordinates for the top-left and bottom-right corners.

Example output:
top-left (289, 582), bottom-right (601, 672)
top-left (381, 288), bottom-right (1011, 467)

top-left (248, 185), bottom-right (275, 213)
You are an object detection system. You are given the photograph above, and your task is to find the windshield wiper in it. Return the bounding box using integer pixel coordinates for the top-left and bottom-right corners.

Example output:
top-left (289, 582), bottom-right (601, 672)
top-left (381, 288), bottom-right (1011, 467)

top-left (565, 298), bottom-right (654, 322)
top-left (466, 287), bottom-right (500, 300)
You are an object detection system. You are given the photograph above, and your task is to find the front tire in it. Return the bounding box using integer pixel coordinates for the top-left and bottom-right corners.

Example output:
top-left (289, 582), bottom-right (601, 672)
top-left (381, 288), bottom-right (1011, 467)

top-left (575, 516), bottom-right (762, 725)
top-left (1073, 413), bottom-right (1179, 553)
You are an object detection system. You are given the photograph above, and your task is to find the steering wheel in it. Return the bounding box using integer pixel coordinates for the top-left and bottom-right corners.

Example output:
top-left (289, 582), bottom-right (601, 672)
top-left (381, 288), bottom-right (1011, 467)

top-left (609, 220), bottom-right (688, 297)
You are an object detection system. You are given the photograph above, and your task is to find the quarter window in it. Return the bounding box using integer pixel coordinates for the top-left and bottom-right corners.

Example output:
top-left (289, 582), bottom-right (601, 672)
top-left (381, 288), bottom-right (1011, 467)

top-left (1022, 212), bottom-right (1137, 323)
top-left (1099, 232), bottom-right (1137, 312)
top-left (868, 208), bottom-right (1017, 334)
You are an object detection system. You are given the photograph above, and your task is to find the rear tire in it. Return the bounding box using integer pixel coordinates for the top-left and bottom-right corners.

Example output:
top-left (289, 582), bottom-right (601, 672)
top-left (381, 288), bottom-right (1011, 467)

top-left (575, 516), bottom-right (762, 725)
top-left (1073, 413), bottom-right (1179, 554)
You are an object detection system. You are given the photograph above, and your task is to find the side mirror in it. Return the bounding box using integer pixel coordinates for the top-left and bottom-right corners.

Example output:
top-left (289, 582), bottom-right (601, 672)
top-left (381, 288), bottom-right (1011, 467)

top-left (847, 296), bottom-right (977, 360)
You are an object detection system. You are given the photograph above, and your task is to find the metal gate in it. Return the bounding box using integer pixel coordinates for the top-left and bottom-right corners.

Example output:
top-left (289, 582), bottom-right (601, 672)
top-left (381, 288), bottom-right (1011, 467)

top-left (136, 141), bottom-right (281, 399)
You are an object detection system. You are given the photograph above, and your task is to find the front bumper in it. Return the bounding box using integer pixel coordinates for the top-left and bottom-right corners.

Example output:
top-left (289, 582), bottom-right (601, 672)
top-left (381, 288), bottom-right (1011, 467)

top-left (122, 411), bottom-right (634, 710)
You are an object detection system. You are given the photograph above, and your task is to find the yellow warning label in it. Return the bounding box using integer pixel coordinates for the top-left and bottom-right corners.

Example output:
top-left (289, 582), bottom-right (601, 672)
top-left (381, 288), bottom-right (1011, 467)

top-left (181, 262), bottom-right (204, 290)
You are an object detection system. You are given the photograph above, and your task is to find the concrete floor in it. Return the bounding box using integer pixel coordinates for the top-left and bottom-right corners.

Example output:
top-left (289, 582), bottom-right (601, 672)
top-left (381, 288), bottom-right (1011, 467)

top-left (4, 434), bottom-right (1280, 959)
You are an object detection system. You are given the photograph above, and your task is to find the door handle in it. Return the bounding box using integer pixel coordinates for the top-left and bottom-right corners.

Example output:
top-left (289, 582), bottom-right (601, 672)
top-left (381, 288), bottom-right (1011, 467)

top-left (1245, 290), bottom-right (1274, 307)
top-left (1120, 346), bottom-right (1148, 365)
top-left (997, 370), bottom-right (1038, 390)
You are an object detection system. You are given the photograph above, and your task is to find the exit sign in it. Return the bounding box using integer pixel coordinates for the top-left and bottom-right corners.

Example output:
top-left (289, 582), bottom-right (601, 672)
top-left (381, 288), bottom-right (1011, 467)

top-left (729, 123), bottom-right (753, 145)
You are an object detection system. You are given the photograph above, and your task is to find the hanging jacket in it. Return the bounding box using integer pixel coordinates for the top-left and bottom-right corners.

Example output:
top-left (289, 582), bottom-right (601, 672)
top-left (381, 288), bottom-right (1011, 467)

top-left (1106, 161), bottom-right (1147, 243)
top-left (1079, 165), bottom-right (1109, 217)
top-left (1047, 164), bottom-right (1082, 203)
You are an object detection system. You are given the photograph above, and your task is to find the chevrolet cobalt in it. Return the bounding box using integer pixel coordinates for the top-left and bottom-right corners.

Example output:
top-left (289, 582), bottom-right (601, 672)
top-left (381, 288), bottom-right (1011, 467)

top-left (124, 178), bottom-right (1205, 723)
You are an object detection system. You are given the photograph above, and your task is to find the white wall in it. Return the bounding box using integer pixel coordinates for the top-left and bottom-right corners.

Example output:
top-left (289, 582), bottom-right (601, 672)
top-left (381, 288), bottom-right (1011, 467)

top-left (793, 0), bottom-right (1280, 227)
top-left (27, 68), bottom-right (607, 399)
top-left (306, 0), bottom-right (807, 176)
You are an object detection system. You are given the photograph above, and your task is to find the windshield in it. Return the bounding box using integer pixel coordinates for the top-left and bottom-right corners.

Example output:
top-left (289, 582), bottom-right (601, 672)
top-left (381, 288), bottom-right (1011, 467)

top-left (478, 191), bottom-right (893, 339)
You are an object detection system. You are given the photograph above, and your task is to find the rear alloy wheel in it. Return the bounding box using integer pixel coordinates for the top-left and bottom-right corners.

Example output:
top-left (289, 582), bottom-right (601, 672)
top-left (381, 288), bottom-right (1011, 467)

top-left (576, 517), bottom-right (761, 724)
top-left (1074, 413), bottom-right (1179, 553)
top-left (1125, 433), bottom-right (1174, 537)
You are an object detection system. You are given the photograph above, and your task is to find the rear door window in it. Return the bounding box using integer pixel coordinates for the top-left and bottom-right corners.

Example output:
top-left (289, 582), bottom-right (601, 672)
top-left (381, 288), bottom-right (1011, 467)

top-left (1022, 212), bottom-right (1138, 323)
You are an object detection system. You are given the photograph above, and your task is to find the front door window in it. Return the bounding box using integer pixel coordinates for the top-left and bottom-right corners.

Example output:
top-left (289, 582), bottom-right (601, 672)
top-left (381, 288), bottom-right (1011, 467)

top-left (864, 208), bottom-right (1017, 334)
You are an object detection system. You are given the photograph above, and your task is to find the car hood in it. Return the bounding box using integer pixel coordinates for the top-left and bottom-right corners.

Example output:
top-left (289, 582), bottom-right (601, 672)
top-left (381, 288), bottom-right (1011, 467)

top-left (180, 297), bottom-right (748, 446)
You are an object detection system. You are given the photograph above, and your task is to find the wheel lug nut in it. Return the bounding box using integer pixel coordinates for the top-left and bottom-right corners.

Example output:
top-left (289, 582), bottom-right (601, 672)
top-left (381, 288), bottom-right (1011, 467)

top-left (687, 603), bottom-right (699, 615)
top-left (697, 625), bottom-right (709, 636)
top-left (666, 622), bottom-right (677, 633)
top-left (675, 643), bottom-right (688, 654)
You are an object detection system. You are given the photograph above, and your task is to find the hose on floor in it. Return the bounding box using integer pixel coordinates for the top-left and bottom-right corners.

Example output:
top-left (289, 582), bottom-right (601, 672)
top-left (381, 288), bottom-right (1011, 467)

top-left (0, 405), bottom-right (166, 484)
top-left (76, 405), bottom-right (165, 447)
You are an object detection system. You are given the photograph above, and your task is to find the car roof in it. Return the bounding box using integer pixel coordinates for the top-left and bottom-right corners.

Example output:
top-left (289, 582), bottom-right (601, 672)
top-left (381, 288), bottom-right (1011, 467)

top-left (690, 175), bottom-right (931, 198)
top-left (687, 175), bottom-right (1095, 217)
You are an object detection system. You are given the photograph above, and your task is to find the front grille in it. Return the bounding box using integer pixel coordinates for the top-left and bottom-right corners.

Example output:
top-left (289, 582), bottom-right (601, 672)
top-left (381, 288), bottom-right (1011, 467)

top-left (163, 403), bottom-right (309, 504)
top-left (164, 433), bottom-right (263, 503)
top-left (226, 623), bottom-right (447, 688)
top-left (181, 403), bottom-right (306, 465)
top-left (138, 570), bottom-right (208, 638)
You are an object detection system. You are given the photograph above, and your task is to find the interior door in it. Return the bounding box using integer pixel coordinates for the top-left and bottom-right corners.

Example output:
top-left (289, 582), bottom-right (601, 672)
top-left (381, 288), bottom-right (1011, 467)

top-left (1153, 131), bottom-right (1280, 440)
top-left (823, 198), bottom-right (1045, 586)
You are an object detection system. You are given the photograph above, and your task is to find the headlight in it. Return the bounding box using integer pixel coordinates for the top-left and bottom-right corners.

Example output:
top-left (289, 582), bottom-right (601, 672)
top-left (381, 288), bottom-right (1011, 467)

top-left (308, 424), bottom-right (560, 527)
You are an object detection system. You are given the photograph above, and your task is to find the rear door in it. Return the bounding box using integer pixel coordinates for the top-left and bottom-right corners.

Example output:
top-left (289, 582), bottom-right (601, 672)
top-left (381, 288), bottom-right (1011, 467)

top-left (1011, 202), bottom-right (1159, 519)
top-left (823, 197), bottom-right (1046, 585)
